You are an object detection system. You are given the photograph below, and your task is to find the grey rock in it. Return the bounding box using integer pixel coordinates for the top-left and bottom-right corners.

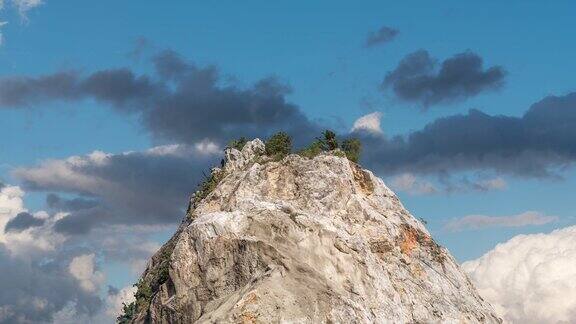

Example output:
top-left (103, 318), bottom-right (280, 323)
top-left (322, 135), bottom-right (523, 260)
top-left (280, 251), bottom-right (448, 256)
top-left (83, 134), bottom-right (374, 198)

top-left (130, 139), bottom-right (500, 324)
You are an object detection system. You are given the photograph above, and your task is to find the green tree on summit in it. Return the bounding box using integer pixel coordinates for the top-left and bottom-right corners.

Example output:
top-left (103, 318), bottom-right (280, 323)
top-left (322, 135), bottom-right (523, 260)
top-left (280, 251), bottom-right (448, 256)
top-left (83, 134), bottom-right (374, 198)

top-left (320, 130), bottom-right (339, 151)
top-left (265, 132), bottom-right (292, 158)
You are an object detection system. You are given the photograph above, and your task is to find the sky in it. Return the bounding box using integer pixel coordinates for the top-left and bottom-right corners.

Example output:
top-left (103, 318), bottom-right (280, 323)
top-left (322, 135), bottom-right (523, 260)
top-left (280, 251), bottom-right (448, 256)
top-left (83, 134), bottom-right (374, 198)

top-left (1, 1), bottom-right (575, 323)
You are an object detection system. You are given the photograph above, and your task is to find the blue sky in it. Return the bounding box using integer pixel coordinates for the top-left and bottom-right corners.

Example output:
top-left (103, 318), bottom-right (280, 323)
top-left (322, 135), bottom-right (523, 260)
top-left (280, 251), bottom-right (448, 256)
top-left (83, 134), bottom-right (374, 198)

top-left (1, 1), bottom-right (575, 322)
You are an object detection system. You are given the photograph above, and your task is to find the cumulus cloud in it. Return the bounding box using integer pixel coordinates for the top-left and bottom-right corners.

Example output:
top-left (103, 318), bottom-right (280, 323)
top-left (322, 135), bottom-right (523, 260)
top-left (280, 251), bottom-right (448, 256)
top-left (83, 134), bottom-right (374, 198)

top-left (445, 211), bottom-right (558, 232)
top-left (463, 225), bottom-right (576, 323)
top-left (0, 184), bottom-right (25, 221)
top-left (0, 184), bottom-right (64, 254)
top-left (0, 183), bottom-right (161, 321)
top-left (0, 186), bottom-right (101, 322)
top-left (364, 25), bottom-right (399, 48)
top-left (382, 50), bottom-right (505, 107)
top-left (361, 92), bottom-right (576, 177)
top-left (69, 253), bottom-right (105, 293)
top-left (105, 285), bottom-right (136, 318)
top-left (0, 49), bottom-right (322, 147)
top-left (0, 184), bottom-right (101, 321)
top-left (351, 111), bottom-right (383, 134)
top-left (0, 244), bottom-right (103, 323)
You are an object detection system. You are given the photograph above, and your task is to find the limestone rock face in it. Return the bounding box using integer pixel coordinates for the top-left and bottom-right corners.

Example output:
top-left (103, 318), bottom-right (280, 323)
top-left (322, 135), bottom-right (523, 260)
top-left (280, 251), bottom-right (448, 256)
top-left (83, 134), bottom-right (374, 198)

top-left (132, 139), bottom-right (500, 323)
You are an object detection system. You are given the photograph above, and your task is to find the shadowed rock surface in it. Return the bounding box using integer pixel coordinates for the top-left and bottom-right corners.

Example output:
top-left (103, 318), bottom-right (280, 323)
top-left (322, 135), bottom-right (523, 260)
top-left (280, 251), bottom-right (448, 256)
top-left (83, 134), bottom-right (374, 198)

top-left (129, 139), bottom-right (500, 323)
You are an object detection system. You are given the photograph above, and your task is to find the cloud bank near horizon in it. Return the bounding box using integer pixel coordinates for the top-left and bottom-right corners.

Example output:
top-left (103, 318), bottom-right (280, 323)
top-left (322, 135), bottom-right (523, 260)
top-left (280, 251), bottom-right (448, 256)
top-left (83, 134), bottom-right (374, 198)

top-left (463, 225), bottom-right (576, 323)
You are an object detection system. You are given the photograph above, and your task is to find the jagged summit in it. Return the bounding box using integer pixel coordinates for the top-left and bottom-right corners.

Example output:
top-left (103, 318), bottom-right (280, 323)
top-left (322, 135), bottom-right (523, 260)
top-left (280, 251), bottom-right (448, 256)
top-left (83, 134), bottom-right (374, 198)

top-left (122, 139), bottom-right (500, 323)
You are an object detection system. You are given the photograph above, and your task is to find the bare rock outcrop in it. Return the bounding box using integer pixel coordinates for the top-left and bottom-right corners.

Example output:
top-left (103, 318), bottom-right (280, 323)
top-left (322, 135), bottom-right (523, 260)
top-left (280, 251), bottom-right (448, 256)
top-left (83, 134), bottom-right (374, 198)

top-left (128, 139), bottom-right (500, 323)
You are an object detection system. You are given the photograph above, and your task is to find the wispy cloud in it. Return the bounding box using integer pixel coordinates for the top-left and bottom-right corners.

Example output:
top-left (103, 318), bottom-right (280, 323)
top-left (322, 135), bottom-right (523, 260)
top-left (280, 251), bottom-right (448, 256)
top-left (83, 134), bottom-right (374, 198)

top-left (11, 0), bottom-right (43, 20)
top-left (0, 0), bottom-right (44, 44)
top-left (390, 173), bottom-right (437, 195)
top-left (445, 211), bottom-right (558, 232)
top-left (389, 173), bottom-right (507, 196)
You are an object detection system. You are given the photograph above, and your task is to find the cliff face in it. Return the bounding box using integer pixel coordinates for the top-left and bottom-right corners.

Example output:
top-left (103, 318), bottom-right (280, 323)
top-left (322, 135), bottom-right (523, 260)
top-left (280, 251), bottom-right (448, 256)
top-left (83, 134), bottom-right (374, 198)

top-left (129, 139), bottom-right (500, 323)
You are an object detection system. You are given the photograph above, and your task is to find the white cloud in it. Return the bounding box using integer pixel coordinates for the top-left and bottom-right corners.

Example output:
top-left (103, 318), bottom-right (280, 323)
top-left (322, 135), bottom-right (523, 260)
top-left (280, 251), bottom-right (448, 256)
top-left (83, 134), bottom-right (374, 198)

top-left (463, 225), bottom-right (576, 323)
top-left (147, 141), bottom-right (221, 157)
top-left (0, 181), bottom-right (161, 321)
top-left (69, 253), bottom-right (105, 293)
top-left (0, 184), bottom-right (65, 254)
top-left (194, 139), bottom-right (221, 155)
top-left (351, 111), bottom-right (383, 134)
top-left (0, 184), bottom-right (25, 220)
top-left (105, 285), bottom-right (136, 318)
top-left (390, 173), bottom-right (437, 195)
top-left (445, 211), bottom-right (558, 232)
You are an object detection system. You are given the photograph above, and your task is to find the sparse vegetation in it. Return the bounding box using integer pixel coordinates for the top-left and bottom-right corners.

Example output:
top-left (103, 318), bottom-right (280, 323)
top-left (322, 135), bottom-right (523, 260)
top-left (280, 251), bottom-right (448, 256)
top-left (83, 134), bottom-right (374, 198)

top-left (341, 138), bottom-right (361, 163)
top-left (298, 140), bottom-right (324, 159)
top-left (117, 244), bottom-right (175, 323)
top-left (297, 130), bottom-right (362, 163)
top-left (117, 301), bottom-right (137, 323)
top-left (117, 279), bottom-right (152, 323)
top-left (150, 246), bottom-right (173, 287)
top-left (227, 137), bottom-right (248, 151)
top-left (134, 279), bottom-right (153, 312)
top-left (265, 132), bottom-right (292, 158)
top-left (320, 130), bottom-right (338, 150)
top-left (192, 169), bottom-right (224, 206)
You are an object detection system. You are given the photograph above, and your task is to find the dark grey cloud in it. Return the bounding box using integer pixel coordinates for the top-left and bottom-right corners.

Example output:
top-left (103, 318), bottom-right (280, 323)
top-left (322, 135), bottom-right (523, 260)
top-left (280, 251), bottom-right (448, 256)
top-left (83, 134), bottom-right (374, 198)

top-left (4, 212), bottom-right (45, 233)
top-left (1, 49), bottom-right (324, 233)
top-left (2, 48), bottom-right (575, 233)
top-left (0, 49), bottom-right (321, 146)
top-left (360, 92), bottom-right (576, 177)
top-left (364, 26), bottom-right (399, 48)
top-left (0, 71), bottom-right (79, 107)
top-left (53, 207), bottom-right (110, 235)
top-left (382, 50), bottom-right (506, 107)
top-left (14, 145), bottom-right (217, 234)
top-left (46, 194), bottom-right (100, 211)
top-left (0, 244), bottom-right (102, 323)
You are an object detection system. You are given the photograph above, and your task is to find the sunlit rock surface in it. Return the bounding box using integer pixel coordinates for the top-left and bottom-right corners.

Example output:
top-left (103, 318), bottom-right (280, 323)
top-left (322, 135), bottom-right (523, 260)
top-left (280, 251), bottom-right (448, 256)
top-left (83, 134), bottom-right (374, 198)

top-left (131, 139), bottom-right (500, 323)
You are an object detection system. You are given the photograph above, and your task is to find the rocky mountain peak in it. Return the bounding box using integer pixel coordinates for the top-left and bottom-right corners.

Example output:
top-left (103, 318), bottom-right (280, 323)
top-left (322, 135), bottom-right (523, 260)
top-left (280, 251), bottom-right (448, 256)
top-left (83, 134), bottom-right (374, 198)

top-left (122, 138), bottom-right (500, 323)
